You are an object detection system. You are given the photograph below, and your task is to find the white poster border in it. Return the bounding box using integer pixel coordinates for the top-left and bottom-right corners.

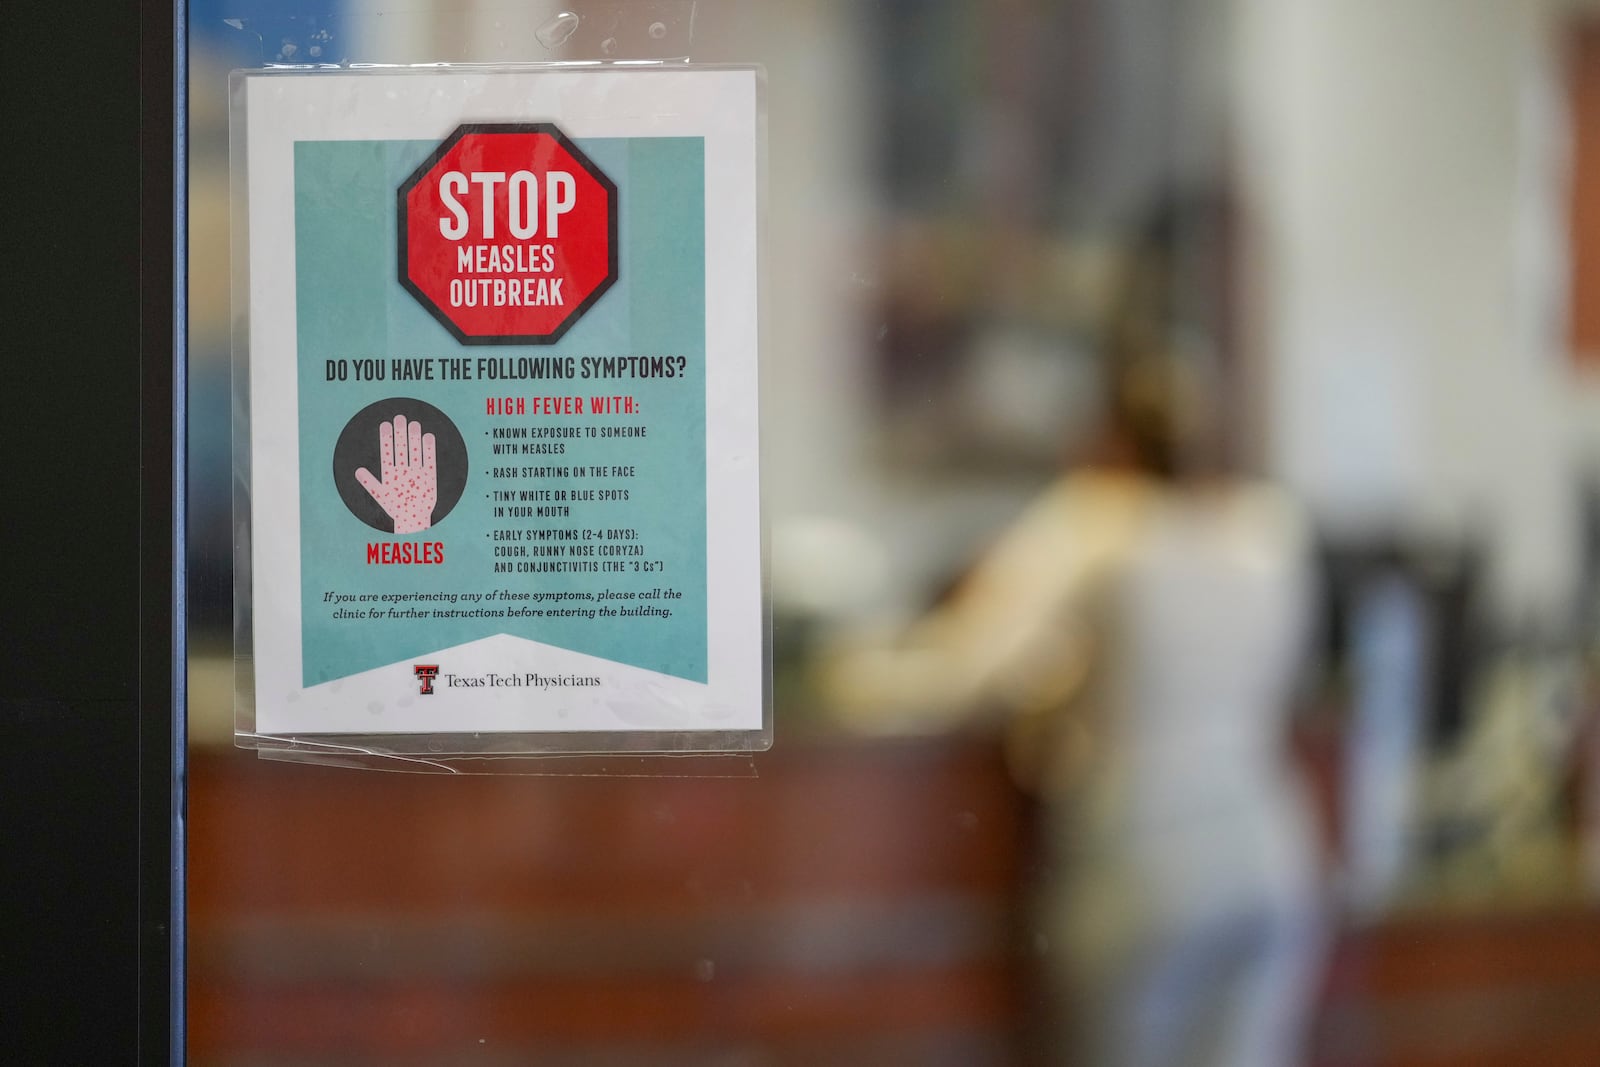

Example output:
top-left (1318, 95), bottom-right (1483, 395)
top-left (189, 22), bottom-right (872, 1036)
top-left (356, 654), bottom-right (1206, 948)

top-left (233, 66), bottom-right (767, 751)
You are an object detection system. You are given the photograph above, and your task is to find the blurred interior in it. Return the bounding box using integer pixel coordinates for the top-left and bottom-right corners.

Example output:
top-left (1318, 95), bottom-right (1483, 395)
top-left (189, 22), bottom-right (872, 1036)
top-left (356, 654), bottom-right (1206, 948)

top-left (187, 1), bottom-right (1600, 1063)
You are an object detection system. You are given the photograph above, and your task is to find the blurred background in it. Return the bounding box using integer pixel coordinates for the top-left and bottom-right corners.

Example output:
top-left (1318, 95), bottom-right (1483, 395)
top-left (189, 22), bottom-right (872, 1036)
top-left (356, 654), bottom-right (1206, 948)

top-left (187, 1), bottom-right (1600, 1063)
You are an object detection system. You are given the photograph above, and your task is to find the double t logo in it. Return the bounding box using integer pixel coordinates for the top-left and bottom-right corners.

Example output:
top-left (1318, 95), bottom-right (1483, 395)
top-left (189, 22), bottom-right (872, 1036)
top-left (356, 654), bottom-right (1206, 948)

top-left (413, 664), bottom-right (440, 695)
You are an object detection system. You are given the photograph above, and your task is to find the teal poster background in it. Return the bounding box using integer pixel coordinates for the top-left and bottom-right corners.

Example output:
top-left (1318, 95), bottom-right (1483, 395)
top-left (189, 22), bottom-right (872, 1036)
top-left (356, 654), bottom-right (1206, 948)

top-left (293, 136), bottom-right (708, 686)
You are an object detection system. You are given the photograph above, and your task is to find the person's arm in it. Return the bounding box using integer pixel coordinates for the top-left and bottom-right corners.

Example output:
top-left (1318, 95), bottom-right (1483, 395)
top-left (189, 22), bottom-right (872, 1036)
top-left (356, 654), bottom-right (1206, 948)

top-left (819, 476), bottom-right (1143, 734)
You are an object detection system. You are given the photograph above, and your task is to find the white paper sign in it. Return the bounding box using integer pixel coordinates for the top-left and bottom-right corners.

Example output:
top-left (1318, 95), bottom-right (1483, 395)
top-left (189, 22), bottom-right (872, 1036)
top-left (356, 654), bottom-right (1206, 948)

top-left (238, 68), bottom-right (765, 747)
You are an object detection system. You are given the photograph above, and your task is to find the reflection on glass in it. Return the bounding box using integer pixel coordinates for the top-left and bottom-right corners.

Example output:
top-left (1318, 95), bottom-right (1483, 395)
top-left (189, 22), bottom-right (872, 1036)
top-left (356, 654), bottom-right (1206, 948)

top-left (187, 2), bottom-right (1600, 1064)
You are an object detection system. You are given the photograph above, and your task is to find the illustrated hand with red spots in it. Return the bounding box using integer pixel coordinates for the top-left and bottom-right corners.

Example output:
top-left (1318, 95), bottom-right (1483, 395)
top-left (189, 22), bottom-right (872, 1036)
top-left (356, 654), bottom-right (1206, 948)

top-left (355, 414), bottom-right (438, 534)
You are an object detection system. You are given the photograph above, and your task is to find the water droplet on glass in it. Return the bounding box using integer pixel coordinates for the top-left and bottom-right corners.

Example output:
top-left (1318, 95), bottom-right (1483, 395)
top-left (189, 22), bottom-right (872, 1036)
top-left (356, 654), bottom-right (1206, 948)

top-left (309, 45), bottom-right (323, 58)
top-left (536, 11), bottom-right (580, 49)
top-left (648, 21), bottom-right (668, 40)
top-left (601, 37), bottom-right (617, 55)
top-left (694, 958), bottom-right (716, 982)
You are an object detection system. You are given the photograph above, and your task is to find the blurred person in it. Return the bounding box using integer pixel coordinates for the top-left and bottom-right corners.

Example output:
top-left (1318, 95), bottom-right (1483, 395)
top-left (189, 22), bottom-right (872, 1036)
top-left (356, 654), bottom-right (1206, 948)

top-left (823, 215), bottom-right (1326, 1066)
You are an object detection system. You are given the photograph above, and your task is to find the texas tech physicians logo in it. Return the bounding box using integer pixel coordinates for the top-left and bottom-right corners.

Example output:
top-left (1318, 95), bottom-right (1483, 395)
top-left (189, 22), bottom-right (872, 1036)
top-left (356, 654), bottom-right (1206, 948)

top-left (414, 664), bottom-right (440, 695)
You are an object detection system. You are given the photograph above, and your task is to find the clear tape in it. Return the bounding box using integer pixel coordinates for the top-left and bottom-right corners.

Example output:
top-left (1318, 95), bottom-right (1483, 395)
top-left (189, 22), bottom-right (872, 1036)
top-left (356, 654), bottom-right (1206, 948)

top-left (217, 2), bottom-right (699, 68)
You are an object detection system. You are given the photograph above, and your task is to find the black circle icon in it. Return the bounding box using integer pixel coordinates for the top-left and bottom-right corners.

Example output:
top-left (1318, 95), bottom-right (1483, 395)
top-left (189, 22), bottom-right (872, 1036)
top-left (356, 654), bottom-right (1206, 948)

top-left (333, 397), bottom-right (468, 533)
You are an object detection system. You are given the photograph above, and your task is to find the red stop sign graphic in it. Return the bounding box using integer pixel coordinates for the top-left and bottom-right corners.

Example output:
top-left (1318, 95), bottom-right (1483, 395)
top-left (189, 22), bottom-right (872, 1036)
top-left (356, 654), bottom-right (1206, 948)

top-left (398, 123), bottom-right (617, 344)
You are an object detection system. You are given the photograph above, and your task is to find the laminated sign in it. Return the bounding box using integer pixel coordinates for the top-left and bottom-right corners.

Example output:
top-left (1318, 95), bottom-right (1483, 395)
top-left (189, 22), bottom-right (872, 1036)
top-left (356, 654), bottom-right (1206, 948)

top-left (237, 68), bottom-right (765, 750)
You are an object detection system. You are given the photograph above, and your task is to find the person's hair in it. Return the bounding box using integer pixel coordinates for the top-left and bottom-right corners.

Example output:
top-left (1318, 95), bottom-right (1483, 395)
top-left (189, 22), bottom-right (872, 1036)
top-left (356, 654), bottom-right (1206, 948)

top-left (1104, 353), bottom-right (1182, 478)
top-left (1097, 194), bottom-right (1231, 482)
